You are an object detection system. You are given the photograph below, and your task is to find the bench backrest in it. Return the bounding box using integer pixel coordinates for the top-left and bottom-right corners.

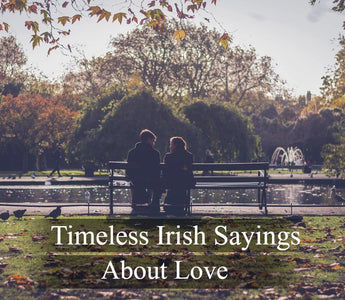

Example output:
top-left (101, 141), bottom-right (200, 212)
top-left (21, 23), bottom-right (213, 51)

top-left (108, 161), bottom-right (269, 181)
top-left (109, 161), bottom-right (268, 170)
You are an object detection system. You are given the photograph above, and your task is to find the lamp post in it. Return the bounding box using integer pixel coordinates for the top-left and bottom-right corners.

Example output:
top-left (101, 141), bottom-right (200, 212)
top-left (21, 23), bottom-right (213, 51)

top-left (85, 191), bottom-right (91, 215)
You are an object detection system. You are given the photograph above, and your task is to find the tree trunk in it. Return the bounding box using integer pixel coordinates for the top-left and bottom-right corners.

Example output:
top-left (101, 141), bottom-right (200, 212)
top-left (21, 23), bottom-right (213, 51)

top-left (36, 153), bottom-right (40, 171)
top-left (22, 151), bottom-right (29, 172)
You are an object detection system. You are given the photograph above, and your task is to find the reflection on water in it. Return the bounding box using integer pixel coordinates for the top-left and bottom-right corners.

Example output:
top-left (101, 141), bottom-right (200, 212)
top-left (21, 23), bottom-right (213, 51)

top-left (0, 184), bottom-right (343, 205)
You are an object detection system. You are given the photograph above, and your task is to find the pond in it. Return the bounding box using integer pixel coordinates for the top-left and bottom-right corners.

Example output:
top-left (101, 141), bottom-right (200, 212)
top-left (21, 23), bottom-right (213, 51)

top-left (0, 184), bottom-right (343, 205)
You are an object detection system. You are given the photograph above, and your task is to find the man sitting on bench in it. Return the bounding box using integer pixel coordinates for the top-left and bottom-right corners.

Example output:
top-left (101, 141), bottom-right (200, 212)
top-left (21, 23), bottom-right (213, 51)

top-left (126, 129), bottom-right (161, 215)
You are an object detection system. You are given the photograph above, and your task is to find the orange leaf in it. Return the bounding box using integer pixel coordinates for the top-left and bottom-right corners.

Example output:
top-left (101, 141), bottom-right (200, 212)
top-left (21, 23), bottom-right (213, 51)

top-left (28, 5), bottom-right (37, 14)
top-left (332, 265), bottom-right (344, 270)
top-left (72, 14), bottom-right (81, 24)
top-left (173, 29), bottom-right (186, 42)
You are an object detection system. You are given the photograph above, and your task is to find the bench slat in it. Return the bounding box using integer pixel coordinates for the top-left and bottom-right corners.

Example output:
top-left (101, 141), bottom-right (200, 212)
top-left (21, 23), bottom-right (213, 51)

top-left (110, 176), bottom-right (267, 183)
top-left (108, 161), bottom-right (269, 171)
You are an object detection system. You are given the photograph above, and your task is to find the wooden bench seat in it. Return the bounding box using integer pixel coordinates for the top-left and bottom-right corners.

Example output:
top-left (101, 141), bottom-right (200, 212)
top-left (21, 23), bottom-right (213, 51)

top-left (108, 161), bottom-right (269, 215)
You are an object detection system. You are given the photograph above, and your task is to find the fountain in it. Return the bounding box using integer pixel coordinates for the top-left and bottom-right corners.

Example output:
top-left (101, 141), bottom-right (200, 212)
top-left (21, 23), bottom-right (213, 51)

top-left (270, 146), bottom-right (305, 166)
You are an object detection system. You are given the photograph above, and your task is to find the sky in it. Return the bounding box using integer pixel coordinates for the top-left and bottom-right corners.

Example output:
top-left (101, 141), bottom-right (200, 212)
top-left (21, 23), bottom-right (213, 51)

top-left (1, 0), bottom-right (344, 96)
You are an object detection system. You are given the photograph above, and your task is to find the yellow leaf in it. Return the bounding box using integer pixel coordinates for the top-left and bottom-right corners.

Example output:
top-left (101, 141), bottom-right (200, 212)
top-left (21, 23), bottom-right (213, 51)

top-left (218, 33), bottom-right (231, 49)
top-left (57, 16), bottom-right (70, 26)
top-left (3, 22), bottom-right (9, 32)
top-left (112, 12), bottom-right (127, 24)
top-left (173, 29), bottom-right (186, 42)
top-left (97, 9), bottom-right (111, 22)
top-left (88, 6), bottom-right (101, 17)
top-left (31, 34), bottom-right (43, 49)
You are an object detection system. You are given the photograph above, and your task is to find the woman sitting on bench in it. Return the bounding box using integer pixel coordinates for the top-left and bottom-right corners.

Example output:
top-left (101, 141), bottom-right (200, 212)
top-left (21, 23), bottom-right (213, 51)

top-left (163, 137), bottom-right (196, 215)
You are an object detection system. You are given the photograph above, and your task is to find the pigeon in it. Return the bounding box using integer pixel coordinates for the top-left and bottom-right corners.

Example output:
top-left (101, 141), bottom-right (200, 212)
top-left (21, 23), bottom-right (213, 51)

top-left (0, 210), bottom-right (10, 221)
top-left (13, 209), bottom-right (26, 220)
top-left (284, 215), bottom-right (303, 223)
top-left (31, 172), bottom-right (35, 179)
top-left (330, 186), bottom-right (345, 202)
top-left (45, 206), bottom-right (61, 219)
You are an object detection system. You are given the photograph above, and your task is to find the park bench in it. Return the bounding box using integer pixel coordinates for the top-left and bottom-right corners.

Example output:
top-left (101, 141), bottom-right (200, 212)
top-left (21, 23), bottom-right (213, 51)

top-left (108, 161), bottom-right (269, 215)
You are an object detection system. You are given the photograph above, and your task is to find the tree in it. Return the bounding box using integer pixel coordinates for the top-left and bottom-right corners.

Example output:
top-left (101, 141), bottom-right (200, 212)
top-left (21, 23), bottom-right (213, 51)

top-left (109, 22), bottom-right (227, 98)
top-left (0, 36), bottom-right (27, 96)
top-left (219, 46), bottom-right (280, 106)
top-left (69, 90), bottom-right (203, 165)
top-left (0, 0), bottom-right (230, 52)
top-left (319, 38), bottom-right (345, 100)
top-left (66, 22), bottom-right (281, 105)
top-left (310, 0), bottom-right (345, 29)
top-left (184, 102), bottom-right (260, 162)
top-left (24, 73), bottom-right (61, 98)
top-left (67, 86), bottom-right (125, 165)
top-left (62, 52), bottom-right (128, 97)
top-left (321, 112), bottom-right (345, 177)
top-left (0, 93), bottom-right (79, 170)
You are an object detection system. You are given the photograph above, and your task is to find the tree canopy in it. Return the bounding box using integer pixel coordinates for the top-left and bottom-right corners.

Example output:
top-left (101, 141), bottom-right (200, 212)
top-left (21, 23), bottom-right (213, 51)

top-left (0, 93), bottom-right (79, 170)
top-left (64, 22), bottom-right (282, 109)
top-left (0, 0), bottom-right (230, 52)
top-left (184, 102), bottom-right (260, 162)
top-left (0, 36), bottom-right (27, 96)
top-left (69, 90), bottom-right (204, 165)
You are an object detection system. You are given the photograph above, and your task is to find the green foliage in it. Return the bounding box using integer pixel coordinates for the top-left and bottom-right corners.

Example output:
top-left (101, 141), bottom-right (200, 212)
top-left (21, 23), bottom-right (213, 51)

top-left (292, 109), bottom-right (342, 163)
top-left (184, 102), bottom-right (260, 162)
top-left (67, 86), bottom-right (125, 165)
top-left (322, 143), bottom-right (345, 177)
top-left (321, 112), bottom-right (345, 176)
top-left (252, 105), bottom-right (345, 163)
top-left (72, 90), bottom-right (203, 164)
top-left (0, 35), bottom-right (27, 96)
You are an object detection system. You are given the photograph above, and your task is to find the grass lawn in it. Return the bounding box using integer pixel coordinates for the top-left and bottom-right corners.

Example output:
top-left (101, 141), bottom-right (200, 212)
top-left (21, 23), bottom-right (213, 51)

top-left (0, 216), bottom-right (344, 299)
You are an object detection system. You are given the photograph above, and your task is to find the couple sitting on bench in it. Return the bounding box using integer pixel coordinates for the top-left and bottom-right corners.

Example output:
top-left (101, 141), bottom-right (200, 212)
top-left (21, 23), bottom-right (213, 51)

top-left (126, 129), bottom-right (195, 216)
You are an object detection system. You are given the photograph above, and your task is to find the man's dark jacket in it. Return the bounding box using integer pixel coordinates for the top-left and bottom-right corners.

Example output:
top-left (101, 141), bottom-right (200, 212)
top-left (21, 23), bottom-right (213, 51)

top-left (126, 142), bottom-right (161, 184)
